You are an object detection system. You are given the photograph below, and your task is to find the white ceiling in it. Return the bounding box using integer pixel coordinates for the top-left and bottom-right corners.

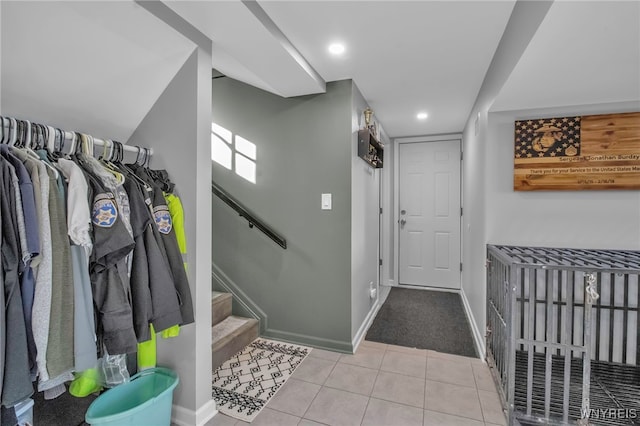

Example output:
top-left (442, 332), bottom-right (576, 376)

top-left (258, 0), bottom-right (516, 137)
top-left (2, 1), bottom-right (638, 142)
top-left (1, 1), bottom-right (196, 142)
top-left (168, 0), bottom-right (516, 137)
top-left (165, 0), bottom-right (325, 97)
top-left (492, 0), bottom-right (640, 112)
top-left (167, 0), bottom-right (639, 138)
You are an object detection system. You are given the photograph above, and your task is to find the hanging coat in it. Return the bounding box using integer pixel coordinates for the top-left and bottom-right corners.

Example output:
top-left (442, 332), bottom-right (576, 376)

top-left (1, 146), bottom-right (40, 377)
top-left (0, 159), bottom-right (33, 407)
top-left (122, 174), bottom-right (182, 341)
top-left (0, 176), bottom-right (5, 404)
top-left (37, 152), bottom-right (75, 381)
top-left (57, 158), bottom-right (97, 372)
top-left (129, 164), bottom-right (194, 326)
top-left (81, 166), bottom-right (137, 355)
top-left (10, 149), bottom-right (55, 384)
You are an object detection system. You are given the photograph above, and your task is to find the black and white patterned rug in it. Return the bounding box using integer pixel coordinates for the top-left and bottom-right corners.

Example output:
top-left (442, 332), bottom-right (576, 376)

top-left (212, 338), bottom-right (311, 422)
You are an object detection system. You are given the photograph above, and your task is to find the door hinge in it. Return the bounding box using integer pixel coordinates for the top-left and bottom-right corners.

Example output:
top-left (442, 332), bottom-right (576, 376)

top-left (379, 207), bottom-right (383, 214)
top-left (460, 263), bottom-right (463, 272)
top-left (460, 207), bottom-right (463, 216)
top-left (379, 259), bottom-right (383, 266)
top-left (460, 151), bottom-right (463, 161)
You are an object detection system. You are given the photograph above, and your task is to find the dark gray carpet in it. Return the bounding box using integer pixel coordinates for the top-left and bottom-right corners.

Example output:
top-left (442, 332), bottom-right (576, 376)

top-left (33, 386), bottom-right (97, 426)
top-left (31, 355), bottom-right (137, 425)
top-left (366, 287), bottom-right (478, 358)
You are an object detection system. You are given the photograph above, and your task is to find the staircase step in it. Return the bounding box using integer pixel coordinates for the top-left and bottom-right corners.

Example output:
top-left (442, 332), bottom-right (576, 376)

top-left (212, 315), bottom-right (259, 371)
top-left (212, 292), bottom-right (232, 326)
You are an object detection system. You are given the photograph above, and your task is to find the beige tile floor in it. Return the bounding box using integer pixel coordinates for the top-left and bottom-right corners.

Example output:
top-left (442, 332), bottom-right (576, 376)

top-left (207, 340), bottom-right (507, 426)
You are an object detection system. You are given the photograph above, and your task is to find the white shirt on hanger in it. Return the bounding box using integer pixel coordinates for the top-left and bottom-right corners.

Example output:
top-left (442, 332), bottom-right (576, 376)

top-left (57, 158), bottom-right (93, 252)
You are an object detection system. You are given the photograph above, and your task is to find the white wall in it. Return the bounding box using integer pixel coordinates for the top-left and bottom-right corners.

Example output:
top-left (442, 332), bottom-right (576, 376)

top-left (460, 1), bottom-right (554, 354)
top-left (463, 23), bottom-right (639, 356)
top-left (129, 3), bottom-right (215, 423)
top-left (486, 104), bottom-right (640, 250)
top-left (351, 81), bottom-right (386, 345)
top-left (461, 110), bottom-right (489, 351)
top-left (128, 47), bottom-right (214, 423)
top-left (381, 136), bottom-right (394, 285)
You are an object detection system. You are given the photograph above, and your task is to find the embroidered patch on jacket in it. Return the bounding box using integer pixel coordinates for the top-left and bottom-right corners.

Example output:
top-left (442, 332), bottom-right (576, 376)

top-left (153, 206), bottom-right (173, 235)
top-left (92, 193), bottom-right (118, 228)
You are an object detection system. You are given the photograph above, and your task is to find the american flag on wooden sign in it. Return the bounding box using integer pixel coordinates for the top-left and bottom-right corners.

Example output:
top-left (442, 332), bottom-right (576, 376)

top-left (514, 116), bottom-right (581, 158)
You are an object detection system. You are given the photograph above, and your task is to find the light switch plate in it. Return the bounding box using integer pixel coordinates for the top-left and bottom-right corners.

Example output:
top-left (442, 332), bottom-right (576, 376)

top-left (321, 193), bottom-right (332, 210)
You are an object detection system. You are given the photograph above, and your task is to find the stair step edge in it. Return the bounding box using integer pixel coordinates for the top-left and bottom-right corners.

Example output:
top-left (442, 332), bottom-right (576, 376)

top-left (212, 316), bottom-right (258, 350)
top-left (212, 292), bottom-right (233, 327)
top-left (212, 292), bottom-right (232, 303)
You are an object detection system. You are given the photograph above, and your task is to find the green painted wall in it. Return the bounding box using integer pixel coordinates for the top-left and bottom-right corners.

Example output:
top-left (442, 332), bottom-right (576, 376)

top-left (212, 78), bottom-right (354, 351)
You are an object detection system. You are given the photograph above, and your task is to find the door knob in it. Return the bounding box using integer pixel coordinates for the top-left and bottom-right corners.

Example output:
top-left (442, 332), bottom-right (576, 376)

top-left (400, 219), bottom-right (406, 228)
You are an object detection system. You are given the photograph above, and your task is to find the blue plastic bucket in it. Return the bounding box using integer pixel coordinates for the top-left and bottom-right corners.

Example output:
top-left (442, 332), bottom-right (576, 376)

top-left (85, 367), bottom-right (179, 426)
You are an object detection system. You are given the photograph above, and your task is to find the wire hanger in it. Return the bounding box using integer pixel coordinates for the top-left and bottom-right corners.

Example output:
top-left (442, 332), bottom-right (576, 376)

top-left (139, 147), bottom-right (151, 168)
top-left (117, 142), bottom-right (150, 189)
top-left (47, 125), bottom-right (56, 153)
top-left (32, 123), bottom-right (40, 150)
top-left (98, 138), bottom-right (124, 182)
top-left (70, 132), bottom-right (83, 158)
top-left (134, 146), bottom-right (144, 166)
top-left (4, 117), bottom-right (10, 144)
top-left (44, 125), bottom-right (60, 161)
top-left (25, 120), bottom-right (32, 149)
top-left (81, 133), bottom-right (88, 155)
top-left (19, 120), bottom-right (27, 148)
top-left (98, 138), bottom-right (110, 161)
top-left (68, 132), bottom-right (79, 156)
top-left (32, 122), bottom-right (39, 149)
top-left (12, 120), bottom-right (19, 147)
top-left (3, 117), bottom-right (14, 145)
top-left (80, 133), bottom-right (90, 156)
top-left (0, 117), bottom-right (5, 144)
top-left (16, 120), bottom-right (45, 161)
top-left (39, 124), bottom-right (48, 151)
top-left (34, 122), bottom-right (42, 150)
top-left (4, 117), bottom-right (11, 145)
top-left (13, 119), bottom-right (22, 147)
top-left (9, 118), bottom-right (17, 146)
top-left (56, 128), bottom-right (66, 157)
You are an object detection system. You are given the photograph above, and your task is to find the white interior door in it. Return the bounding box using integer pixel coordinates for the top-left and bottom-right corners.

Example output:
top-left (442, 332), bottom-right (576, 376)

top-left (398, 140), bottom-right (461, 289)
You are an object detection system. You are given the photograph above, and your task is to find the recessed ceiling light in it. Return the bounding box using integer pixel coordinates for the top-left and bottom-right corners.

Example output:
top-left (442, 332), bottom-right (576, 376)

top-left (417, 112), bottom-right (428, 120)
top-left (328, 43), bottom-right (345, 55)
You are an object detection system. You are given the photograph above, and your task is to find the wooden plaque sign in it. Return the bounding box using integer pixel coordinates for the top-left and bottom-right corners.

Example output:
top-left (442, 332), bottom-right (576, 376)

top-left (514, 111), bottom-right (640, 191)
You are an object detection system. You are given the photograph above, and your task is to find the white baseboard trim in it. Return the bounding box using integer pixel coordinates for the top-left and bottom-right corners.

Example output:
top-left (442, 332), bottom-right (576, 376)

top-left (379, 285), bottom-right (391, 305)
top-left (352, 297), bottom-right (384, 353)
top-left (172, 399), bottom-right (217, 426)
top-left (396, 284), bottom-right (459, 293)
top-left (460, 288), bottom-right (486, 361)
top-left (386, 279), bottom-right (396, 287)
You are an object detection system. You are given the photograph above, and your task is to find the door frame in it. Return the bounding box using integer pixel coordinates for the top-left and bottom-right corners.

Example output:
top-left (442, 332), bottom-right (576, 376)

top-left (393, 134), bottom-right (463, 290)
